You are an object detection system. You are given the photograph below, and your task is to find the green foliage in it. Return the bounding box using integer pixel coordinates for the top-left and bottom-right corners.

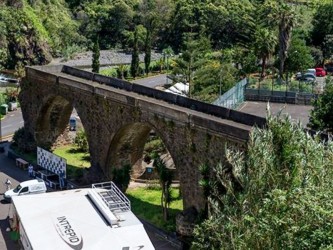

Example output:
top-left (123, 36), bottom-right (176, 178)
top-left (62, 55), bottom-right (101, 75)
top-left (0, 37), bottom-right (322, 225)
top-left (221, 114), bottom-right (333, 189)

top-left (152, 154), bottom-right (173, 221)
top-left (144, 31), bottom-right (151, 75)
top-left (100, 67), bottom-right (118, 78)
top-left (74, 129), bottom-right (89, 153)
top-left (130, 26), bottom-right (140, 79)
top-left (172, 35), bottom-right (212, 97)
top-left (92, 35), bottom-right (100, 73)
top-left (0, 93), bottom-right (6, 105)
top-left (311, 2), bottom-right (333, 48)
top-left (253, 27), bottom-right (277, 77)
top-left (4, 88), bottom-right (19, 102)
top-left (23, 0), bottom-right (83, 55)
top-left (284, 36), bottom-right (314, 73)
top-left (322, 34), bottom-right (333, 61)
top-left (12, 127), bottom-right (25, 147)
top-left (144, 137), bottom-right (165, 157)
top-left (309, 81), bottom-right (333, 132)
top-left (126, 186), bottom-right (183, 232)
top-left (61, 44), bottom-right (83, 61)
top-left (193, 114), bottom-right (333, 249)
top-left (112, 164), bottom-right (131, 192)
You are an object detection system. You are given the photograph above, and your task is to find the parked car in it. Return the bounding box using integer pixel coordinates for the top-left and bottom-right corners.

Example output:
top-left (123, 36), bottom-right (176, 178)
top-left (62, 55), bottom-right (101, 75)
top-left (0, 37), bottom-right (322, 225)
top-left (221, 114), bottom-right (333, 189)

top-left (307, 68), bottom-right (316, 75)
top-left (295, 72), bottom-right (302, 80)
top-left (300, 73), bottom-right (316, 83)
top-left (315, 67), bottom-right (326, 77)
top-left (325, 64), bottom-right (333, 74)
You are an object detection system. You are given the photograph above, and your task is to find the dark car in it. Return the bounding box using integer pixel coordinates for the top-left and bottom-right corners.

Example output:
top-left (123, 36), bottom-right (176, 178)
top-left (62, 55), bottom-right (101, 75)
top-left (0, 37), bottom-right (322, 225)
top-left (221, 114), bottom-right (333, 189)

top-left (325, 64), bottom-right (333, 74)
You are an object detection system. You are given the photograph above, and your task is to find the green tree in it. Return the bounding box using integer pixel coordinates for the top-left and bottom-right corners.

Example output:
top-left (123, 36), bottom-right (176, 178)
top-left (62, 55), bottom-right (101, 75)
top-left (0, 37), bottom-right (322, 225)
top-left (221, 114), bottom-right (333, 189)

top-left (162, 46), bottom-right (174, 76)
top-left (74, 129), bottom-right (89, 153)
top-left (172, 35), bottom-right (211, 98)
top-left (261, 0), bottom-right (297, 79)
top-left (138, 0), bottom-right (160, 76)
top-left (152, 153), bottom-right (173, 221)
top-left (144, 29), bottom-right (151, 75)
top-left (322, 34), bottom-right (333, 63)
top-left (311, 2), bottom-right (333, 49)
top-left (112, 164), bottom-right (131, 193)
top-left (193, 114), bottom-right (333, 249)
top-left (284, 36), bottom-right (314, 79)
top-left (308, 81), bottom-right (333, 132)
top-left (92, 35), bottom-right (100, 73)
top-left (130, 26), bottom-right (140, 79)
top-left (233, 47), bottom-right (258, 77)
top-left (254, 27), bottom-right (277, 79)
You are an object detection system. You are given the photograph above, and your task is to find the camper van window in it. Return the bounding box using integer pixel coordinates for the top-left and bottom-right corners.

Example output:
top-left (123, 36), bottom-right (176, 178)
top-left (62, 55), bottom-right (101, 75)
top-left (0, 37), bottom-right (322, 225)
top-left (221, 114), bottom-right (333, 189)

top-left (13, 185), bottom-right (22, 193)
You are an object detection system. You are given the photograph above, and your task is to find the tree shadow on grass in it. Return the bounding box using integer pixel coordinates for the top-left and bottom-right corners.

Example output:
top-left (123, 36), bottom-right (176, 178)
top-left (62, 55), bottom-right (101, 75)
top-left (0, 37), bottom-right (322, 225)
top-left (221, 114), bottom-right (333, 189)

top-left (81, 155), bottom-right (90, 162)
top-left (65, 147), bottom-right (90, 164)
top-left (66, 148), bottom-right (83, 154)
top-left (126, 194), bottom-right (182, 232)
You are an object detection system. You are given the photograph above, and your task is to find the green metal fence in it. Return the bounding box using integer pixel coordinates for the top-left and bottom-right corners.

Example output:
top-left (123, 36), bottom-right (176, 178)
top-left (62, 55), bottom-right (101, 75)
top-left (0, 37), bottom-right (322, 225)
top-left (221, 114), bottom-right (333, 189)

top-left (213, 78), bottom-right (247, 109)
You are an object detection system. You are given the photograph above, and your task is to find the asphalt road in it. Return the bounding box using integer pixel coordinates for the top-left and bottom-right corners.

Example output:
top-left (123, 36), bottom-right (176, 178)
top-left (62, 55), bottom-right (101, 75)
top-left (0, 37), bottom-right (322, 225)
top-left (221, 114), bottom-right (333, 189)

top-left (0, 143), bottom-right (29, 250)
top-left (0, 109), bottom-right (23, 140)
top-left (132, 74), bottom-right (167, 88)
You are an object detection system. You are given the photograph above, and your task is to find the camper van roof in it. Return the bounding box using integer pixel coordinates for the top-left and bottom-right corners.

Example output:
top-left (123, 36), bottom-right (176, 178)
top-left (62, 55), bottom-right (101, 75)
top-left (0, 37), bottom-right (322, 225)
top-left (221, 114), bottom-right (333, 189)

top-left (12, 188), bottom-right (154, 250)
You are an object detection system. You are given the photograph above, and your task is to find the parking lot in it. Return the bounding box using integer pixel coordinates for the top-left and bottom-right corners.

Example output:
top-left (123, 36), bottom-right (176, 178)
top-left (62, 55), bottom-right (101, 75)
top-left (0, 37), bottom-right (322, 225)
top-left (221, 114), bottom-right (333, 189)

top-left (239, 101), bottom-right (312, 127)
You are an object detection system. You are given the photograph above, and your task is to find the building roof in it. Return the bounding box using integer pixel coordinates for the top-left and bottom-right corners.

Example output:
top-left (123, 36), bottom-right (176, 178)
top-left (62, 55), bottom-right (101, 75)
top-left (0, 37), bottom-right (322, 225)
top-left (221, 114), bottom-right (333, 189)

top-left (12, 187), bottom-right (155, 250)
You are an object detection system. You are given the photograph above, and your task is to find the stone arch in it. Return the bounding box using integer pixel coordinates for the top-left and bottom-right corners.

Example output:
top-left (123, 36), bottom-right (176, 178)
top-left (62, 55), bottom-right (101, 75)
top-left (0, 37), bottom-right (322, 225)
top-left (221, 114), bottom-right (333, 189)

top-left (104, 121), bottom-right (177, 180)
top-left (35, 95), bottom-right (73, 149)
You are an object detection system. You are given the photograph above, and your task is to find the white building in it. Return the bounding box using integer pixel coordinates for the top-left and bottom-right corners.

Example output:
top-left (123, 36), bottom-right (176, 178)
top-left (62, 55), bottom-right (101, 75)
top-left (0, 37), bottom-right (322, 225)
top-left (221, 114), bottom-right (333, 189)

top-left (11, 182), bottom-right (155, 250)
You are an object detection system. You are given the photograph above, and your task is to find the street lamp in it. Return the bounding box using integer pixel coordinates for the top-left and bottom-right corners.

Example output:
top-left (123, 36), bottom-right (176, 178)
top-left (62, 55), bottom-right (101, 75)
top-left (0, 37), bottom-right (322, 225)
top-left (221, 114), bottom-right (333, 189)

top-left (219, 68), bottom-right (222, 96)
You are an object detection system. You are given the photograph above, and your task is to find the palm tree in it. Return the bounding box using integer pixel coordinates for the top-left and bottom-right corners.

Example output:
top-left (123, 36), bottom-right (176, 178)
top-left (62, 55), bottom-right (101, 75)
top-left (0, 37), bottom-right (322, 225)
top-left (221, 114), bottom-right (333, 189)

top-left (254, 27), bottom-right (277, 79)
top-left (152, 153), bottom-right (173, 221)
top-left (277, 3), bottom-right (296, 79)
top-left (266, 1), bottom-right (297, 79)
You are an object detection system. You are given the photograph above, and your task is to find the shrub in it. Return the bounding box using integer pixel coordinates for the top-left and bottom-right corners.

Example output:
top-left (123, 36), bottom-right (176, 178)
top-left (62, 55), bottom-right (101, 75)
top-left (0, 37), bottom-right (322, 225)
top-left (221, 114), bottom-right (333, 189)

top-left (193, 114), bottom-right (333, 249)
top-left (74, 129), bottom-right (88, 153)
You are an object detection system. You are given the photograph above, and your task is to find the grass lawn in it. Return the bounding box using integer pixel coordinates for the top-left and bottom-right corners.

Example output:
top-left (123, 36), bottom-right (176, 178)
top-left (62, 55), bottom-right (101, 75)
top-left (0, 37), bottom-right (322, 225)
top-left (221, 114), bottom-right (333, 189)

top-left (53, 145), bottom-right (90, 180)
top-left (126, 186), bottom-right (183, 232)
top-left (53, 145), bottom-right (90, 168)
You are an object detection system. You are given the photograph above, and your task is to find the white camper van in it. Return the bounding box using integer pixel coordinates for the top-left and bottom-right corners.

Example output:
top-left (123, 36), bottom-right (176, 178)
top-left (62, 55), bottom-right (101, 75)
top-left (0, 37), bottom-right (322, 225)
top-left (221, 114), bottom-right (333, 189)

top-left (4, 179), bottom-right (47, 201)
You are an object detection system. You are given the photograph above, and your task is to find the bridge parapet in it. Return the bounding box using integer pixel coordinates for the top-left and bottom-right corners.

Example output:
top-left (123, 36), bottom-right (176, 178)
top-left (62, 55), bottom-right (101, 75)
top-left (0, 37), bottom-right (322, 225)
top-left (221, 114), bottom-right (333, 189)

top-left (26, 65), bottom-right (267, 129)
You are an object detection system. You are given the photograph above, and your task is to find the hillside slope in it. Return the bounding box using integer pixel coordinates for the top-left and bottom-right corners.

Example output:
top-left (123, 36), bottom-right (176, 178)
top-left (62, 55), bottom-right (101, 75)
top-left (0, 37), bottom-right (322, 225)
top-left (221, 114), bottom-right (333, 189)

top-left (0, 0), bottom-right (82, 69)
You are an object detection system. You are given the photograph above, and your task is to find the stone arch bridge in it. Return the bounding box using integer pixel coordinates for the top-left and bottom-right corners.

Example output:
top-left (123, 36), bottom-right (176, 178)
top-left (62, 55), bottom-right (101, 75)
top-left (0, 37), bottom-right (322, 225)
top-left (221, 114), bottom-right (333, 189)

top-left (19, 65), bottom-right (266, 212)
